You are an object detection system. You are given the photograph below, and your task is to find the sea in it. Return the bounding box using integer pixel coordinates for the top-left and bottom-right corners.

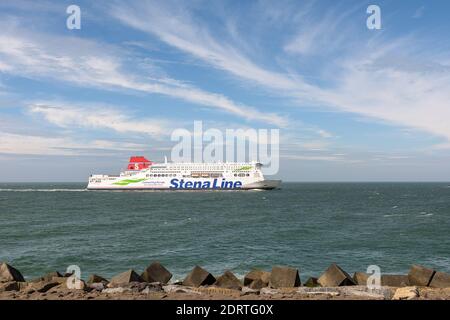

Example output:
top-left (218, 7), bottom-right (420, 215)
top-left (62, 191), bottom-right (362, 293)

top-left (1, 182), bottom-right (449, 282)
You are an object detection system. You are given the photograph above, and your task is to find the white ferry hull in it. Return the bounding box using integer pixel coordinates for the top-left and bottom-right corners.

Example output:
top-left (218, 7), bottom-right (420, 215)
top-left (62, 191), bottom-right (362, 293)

top-left (241, 180), bottom-right (281, 190)
top-left (87, 156), bottom-right (281, 191)
top-left (87, 178), bottom-right (281, 191)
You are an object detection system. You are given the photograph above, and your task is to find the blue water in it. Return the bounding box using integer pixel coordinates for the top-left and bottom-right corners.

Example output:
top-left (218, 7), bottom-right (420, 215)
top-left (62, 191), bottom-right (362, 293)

top-left (0, 182), bottom-right (449, 281)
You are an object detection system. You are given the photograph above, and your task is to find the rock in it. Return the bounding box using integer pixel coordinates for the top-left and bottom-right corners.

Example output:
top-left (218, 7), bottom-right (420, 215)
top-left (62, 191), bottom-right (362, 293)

top-left (241, 286), bottom-right (260, 295)
top-left (45, 276), bottom-right (87, 292)
top-left (364, 286), bottom-right (396, 300)
top-left (429, 271), bottom-right (450, 288)
top-left (304, 277), bottom-right (320, 288)
top-left (353, 272), bottom-right (369, 285)
top-left (87, 274), bottom-right (108, 285)
top-left (260, 287), bottom-right (279, 295)
top-left (0, 281), bottom-right (20, 292)
top-left (318, 263), bottom-right (355, 287)
top-left (141, 282), bottom-right (163, 293)
top-left (120, 281), bottom-right (149, 292)
top-left (339, 287), bottom-right (386, 299)
top-left (103, 287), bottom-right (128, 294)
top-left (408, 265), bottom-right (435, 286)
top-left (64, 276), bottom-right (87, 290)
top-left (0, 263), bottom-right (25, 282)
top-left (353, 272), bottom-right (409, 287)
top-left (182, 266), bottom-right (216, 287)
top-left (296, 287), bottom-right (340, 296)
top-left (269, 266), bottom-right (301, 288)
top-left (43, 271), bottom-right (63, 281)
top-left (243, 270), bottom-right (270, 286)
top-left (19, 281), bottom-right (28, 291)
top-left (141, 261), bottom-right (172, 284)
top-left (26, 281), bottom-right (60, 293)
top-left (392, 286), bottom-right (419, 300)
top-left (162, 284), bottom-right (182, 293)
top-left (163, 284), bottom-right (201, 295)
top-left (213, 270), bottom-right (242, 290)
top-left (30, 271), bottom-right (63, 283)
top-left (89, 282), bottom-right (106, 291)
top-left (193, 286), bottom-right (241, 296)
top-left (50, 276), bottom-right (69, 284)
top-left (140, 286), bottom-right (152, 294)
top-left (249, 279), bottom-right (266, 290)
top-left (381, 275), bottom-right (409, 287)
top-left (109, 269), bottom-right (143, 287)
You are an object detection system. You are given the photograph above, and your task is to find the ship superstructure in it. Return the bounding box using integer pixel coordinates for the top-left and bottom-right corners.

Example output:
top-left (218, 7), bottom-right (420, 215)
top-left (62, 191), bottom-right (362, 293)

top-left (87, 156), bottom-right (281, 190)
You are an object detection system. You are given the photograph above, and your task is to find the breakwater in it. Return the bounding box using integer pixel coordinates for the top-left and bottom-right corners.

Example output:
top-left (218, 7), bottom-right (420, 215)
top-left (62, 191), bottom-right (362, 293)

top-left (1, 262), bottom-right (449, 300)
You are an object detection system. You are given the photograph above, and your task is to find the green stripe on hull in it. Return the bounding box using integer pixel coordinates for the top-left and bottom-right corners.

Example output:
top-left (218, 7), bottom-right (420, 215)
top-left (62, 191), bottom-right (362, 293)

top-left (113, 178), bottom-right (146, 186)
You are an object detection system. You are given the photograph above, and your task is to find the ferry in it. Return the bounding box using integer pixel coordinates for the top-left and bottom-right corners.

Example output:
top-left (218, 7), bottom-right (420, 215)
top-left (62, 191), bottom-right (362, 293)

top-left (87, 156), bottom-right (281, 190)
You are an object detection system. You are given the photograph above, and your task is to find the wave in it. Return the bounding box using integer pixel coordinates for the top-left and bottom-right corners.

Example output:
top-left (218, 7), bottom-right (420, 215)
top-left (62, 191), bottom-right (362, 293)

top-left (419, 212), bottom-right (433, 217)
top-left (0, 188), bottom-right (87, 192)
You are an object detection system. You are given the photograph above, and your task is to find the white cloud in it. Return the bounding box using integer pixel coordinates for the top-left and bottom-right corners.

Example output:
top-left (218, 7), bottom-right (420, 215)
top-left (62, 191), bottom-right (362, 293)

top-left (110, 1), bottom-right (450, 144)
top-left (0, 132), bottom-right (146, 156)
top-left (315, 42), bottom-right (450, 141)
top-left (28, 102), bottom-right (167, 137)
top-left (110, 1), bottom-right (312, 93)
top-left (413, 6), bottom-right (425, 19)
top-left (283, 5), bottom-right (358, 56)
top-left (282, 154), bottom-right (343, 162)
top-left (299, 141), bottom-right (329, 151)
top-left (429, 143), bottom-right (450, 150)
top-left (0, 60), bottom-right (11, 71)
top-left (0, 0), bottom-right (60, 13)
top-left (314, 129), bottom-right (334, 139)
top-left (0, 24), bottom-right (285, 126)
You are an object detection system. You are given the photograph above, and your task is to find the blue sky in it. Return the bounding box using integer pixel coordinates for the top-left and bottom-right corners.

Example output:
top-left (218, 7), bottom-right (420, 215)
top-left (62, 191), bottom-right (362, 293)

top-left (1, 0), bottom-right (450, 181)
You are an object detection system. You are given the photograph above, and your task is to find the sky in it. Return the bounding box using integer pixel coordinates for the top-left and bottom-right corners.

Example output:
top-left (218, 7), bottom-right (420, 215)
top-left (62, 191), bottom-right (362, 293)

top-left (1, 0), bottom-right (450, 182)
